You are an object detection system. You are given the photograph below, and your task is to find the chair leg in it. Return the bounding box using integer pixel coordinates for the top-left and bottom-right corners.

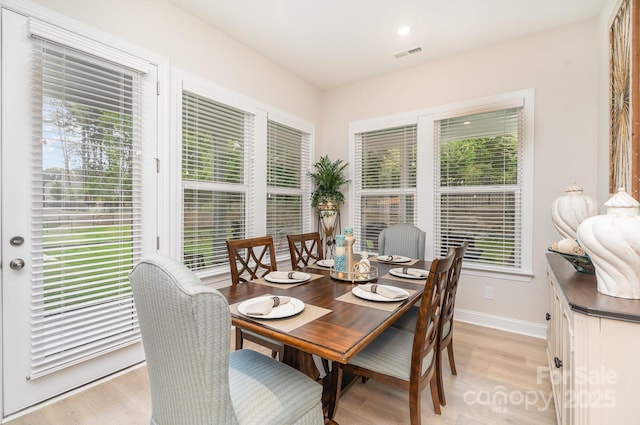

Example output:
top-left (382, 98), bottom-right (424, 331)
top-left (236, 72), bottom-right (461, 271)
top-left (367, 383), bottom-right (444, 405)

top-left (436, 347), bottom-right (447, 406)
top-left (234, 327), bottom-right (243, 351)
top-left (328, 366), bottom-right (343, 420)
top-left (429, 375), bottom-right (441, 415)
top-left (409, 382), bottom-right (422, 425)
top-left (447, 340), bottom-right (457, 375)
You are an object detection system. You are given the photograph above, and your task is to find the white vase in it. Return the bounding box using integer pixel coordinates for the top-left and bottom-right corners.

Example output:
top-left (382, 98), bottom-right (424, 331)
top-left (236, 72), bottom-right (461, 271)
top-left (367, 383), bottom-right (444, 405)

top-left (577, 188), bottom-right (640, 299)
top-left (551, 181), bottom-right (599, 239)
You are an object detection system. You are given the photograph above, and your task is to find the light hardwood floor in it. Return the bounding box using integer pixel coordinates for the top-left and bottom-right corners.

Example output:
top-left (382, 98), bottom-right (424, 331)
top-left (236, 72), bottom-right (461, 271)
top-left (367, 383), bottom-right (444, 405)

top-left (6, 321), bottom-right (556, 425)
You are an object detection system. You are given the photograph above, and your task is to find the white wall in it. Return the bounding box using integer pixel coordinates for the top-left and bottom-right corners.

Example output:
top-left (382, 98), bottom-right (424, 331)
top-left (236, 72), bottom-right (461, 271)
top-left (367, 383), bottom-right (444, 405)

top-left (321, 19), bottom-right (601, 333)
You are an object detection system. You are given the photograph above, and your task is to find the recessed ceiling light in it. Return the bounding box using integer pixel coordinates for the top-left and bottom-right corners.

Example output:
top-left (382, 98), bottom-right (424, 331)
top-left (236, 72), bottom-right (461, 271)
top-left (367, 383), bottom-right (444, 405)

top-left (397, 26), bottom-right (411, 36)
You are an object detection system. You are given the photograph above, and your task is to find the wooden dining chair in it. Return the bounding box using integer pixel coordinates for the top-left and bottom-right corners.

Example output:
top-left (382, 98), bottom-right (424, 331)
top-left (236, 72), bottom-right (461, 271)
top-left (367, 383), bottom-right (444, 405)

top-left (390, 241), bottom-right (469, 407)
top-left (287, 231), bottom-right (323, 269)
top-left (286, 231), bottom-right (332, 375)
top-left (226, 236), bottom-right (284, 359)
top-left (328, 248), bottom-right (455, 425)
top-left (436, 241), bottom-right (468, 405)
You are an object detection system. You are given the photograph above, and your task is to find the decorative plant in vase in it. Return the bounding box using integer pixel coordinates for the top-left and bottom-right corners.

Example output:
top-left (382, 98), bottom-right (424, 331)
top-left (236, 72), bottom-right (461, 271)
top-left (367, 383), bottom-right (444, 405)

top-left (309, 155), bottom-right (350, 257)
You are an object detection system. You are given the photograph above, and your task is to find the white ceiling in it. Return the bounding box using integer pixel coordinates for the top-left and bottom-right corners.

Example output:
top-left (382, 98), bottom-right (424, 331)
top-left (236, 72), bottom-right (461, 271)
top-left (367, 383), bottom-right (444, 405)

top-left (169, 0), bottom-right (606, 89)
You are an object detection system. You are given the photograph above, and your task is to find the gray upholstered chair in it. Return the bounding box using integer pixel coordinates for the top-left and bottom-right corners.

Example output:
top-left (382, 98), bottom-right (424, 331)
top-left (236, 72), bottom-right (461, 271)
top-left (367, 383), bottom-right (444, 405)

top-left (328, 249), bottom-right (455, 425)
top-left (377, 223), bottom-right (426, 259)
top-left (129, 255), bottom-right (324, 425)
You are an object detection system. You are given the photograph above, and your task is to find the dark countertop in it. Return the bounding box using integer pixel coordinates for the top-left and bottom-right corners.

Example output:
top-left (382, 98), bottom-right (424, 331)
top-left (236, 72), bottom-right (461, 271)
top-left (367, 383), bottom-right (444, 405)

top-left (546, 253), bottom-right (640, 324)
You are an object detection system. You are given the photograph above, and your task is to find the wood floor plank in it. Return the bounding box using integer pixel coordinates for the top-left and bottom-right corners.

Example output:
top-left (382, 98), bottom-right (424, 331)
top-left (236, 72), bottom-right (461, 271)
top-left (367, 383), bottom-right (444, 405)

top-left (6, 321), bottom-right (556, 425)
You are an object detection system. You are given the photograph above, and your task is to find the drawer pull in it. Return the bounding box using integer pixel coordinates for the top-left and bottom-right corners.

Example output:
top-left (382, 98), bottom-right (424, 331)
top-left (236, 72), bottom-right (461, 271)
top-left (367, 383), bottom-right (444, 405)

top-left (545, 312), bottom-right (551, 321)
top-left (554, 356), bottom-right (563, 368)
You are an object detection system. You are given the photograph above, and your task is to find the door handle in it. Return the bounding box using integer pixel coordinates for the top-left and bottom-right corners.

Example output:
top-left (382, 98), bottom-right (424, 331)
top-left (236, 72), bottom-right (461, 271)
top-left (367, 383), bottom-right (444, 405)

top-left (9, 258), bottom-right (25, 270)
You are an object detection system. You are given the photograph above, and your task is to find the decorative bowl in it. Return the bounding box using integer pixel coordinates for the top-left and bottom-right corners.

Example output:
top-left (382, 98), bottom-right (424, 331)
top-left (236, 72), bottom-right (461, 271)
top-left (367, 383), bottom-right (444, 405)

top-left (547, 248), bottom-right (595, 274)
top-left (330, 265), bottom-right (378, 282)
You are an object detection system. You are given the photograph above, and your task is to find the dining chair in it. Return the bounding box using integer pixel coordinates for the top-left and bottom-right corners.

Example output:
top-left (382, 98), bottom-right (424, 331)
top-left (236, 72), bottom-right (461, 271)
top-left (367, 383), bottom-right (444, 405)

top-left (226, 236), bottom-right (284, 359)
top-left (391, 241), bottom-right (469, 406)
top-left (129, 254), bottom-right (324, 425)
top-left (378, 223), bottom-right (426, 259)
top-left (287, 231), bottom-right (323, 269)
top-left (328, 248), bottom-right (455, 425)
top-left (286, 231), bottom-right (332, 376)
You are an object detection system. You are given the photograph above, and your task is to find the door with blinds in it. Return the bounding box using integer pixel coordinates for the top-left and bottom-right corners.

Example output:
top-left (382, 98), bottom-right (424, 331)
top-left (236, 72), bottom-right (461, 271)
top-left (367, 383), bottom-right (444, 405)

top-left (1, 10), bottom-right (158, 414)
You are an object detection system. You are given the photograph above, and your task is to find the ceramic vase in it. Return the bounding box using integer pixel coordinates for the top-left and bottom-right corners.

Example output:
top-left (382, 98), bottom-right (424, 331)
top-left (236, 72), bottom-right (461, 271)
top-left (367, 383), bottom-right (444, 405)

top-left (551, 181), bottom-right (599, 239)
top-left (577, 188), bottom-right (640, 299)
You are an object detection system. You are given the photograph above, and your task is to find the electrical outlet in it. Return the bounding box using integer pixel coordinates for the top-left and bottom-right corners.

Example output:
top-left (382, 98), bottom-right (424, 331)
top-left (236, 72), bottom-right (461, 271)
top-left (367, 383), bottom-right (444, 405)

top-left (484, 286), bottom-right (494, 300)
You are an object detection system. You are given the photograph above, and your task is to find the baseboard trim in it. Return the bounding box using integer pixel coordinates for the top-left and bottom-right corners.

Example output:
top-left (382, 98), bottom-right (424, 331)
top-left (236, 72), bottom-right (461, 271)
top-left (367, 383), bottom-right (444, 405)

top-left (455, 308), bottom-right (547, 339)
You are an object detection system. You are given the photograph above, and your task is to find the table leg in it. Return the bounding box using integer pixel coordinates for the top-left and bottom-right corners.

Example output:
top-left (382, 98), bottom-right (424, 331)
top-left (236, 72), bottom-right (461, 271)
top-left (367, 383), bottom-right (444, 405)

top-left (282, 345), bottom-right (320, 381)
top-left (282, 346), bottom-right (340, 425)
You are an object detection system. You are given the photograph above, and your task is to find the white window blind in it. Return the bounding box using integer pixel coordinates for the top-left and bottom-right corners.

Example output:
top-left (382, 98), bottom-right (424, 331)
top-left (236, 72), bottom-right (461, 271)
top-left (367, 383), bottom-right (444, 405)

top-left (434, 108), bottom-right (523, 270)
top-left (266, 120), bottom-right (311, 257)
top-left (354, 124), bottom-right (417, 252)
top-left (181, 91), bottom-right (254, 271)
top-left (30, 38), bottom-right (144, 379)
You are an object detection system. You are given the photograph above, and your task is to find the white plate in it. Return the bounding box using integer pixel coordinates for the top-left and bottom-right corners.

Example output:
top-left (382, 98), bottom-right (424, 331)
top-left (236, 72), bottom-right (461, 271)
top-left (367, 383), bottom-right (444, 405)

top-left (238, 296), bottom-right (305, 319)
top-left (376, 255), bottom-right (411, 263)
top-left (352, 285), bottom-right (409, 302)
top-left (390, 268), bottom-right (429, 279)
top-left (316, 259), bottom-right (335, 267)
top-left (264, 272), bottom-right (311, 284)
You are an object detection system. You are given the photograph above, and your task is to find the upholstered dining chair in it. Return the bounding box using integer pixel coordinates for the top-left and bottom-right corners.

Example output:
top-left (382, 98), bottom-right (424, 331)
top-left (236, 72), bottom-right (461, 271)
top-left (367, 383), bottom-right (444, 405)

top-left (391, 241), bottom-right (469, 406)
top-left (328, 248), bottom-right (455, 425)
top-left (378, 223), bottom-right (426, 259)
top-left (226, 236), bottom-right (284, 359)
top-left (287, 231), bottom-right (323, 269)
top-left (129, 255), bottom-right (324, 425)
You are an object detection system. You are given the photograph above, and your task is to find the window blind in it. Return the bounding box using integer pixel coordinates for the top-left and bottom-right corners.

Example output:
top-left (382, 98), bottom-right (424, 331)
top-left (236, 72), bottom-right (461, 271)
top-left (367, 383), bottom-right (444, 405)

top-left (354, 124), bottom-right (417, 252)
top-left (181, 91), bottom-right (253, 270)
top-left (30, 38), bottom-right (144, 379)
top-left (434, 108), bottom-right (523, 269)
top-left (266, 120), bottom-right (311, 257)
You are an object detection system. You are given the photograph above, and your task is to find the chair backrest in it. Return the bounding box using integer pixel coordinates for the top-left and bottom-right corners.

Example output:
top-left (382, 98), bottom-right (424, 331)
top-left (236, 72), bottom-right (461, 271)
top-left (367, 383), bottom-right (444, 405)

top-left (411, 248), bottom-right (455, 386)
top-left (129, 255), bottom-right (239, 425)
top-left (378, 223), bottom-right (426, 259)
top-left (440, 241), bottom-right (469, 340)
top-left (287, 232), bottom-right (323, 269)
top-left (226, 236), bottom-right (277, 285)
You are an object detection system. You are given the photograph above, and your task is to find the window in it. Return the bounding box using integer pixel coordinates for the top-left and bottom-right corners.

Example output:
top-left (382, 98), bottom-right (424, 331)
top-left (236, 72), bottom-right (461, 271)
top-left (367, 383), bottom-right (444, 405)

top-left (266, 120), bottom-right (311, 257)
top-left (181, 91), bottom-right (254, 271)
top-left (434, 108), bottom-right (524, 271)
top-left (353, 124), bottom-right (417, 252)
top-left (349, 90), bottom-right (533, 275)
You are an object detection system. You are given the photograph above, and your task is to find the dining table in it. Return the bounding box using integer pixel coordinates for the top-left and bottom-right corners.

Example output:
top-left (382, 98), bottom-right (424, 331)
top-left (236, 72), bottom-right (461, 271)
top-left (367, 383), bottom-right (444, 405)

top-left (217, 256), bottom-right (432, 424)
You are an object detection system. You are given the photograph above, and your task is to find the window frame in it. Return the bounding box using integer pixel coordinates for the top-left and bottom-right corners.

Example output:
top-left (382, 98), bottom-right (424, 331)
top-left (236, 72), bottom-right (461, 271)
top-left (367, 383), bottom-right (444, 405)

top-left (349, 90), bottom-right (534, 278)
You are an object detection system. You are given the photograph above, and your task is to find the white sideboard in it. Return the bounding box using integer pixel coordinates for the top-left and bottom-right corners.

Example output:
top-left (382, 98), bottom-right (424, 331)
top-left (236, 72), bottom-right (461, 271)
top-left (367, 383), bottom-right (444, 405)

top-left (546, 254), bottom-right (640, 425)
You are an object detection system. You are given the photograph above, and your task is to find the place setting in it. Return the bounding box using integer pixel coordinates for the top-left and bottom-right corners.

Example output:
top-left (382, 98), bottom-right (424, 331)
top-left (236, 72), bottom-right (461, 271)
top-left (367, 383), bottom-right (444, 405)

top-left (336, 283), bottom-right (415, 311)
top-left (372, 254), bottom-right (420, 266)
top-left (237, 295), bottom-right (305, 319)
top-left (255, 270), bottom-right (319, 288)
top-left (232, 294), bottom-right (332, 333)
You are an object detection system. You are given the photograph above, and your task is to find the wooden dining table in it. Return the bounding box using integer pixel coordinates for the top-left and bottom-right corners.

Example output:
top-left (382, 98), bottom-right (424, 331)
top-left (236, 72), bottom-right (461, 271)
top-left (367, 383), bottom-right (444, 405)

top-left (217, 257), bottom-right (431, 424)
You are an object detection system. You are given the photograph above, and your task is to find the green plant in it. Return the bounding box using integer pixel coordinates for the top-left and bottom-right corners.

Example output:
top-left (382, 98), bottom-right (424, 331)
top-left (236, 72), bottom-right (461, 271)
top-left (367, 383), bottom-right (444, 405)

top-left (309, 155), bottom-right (350, 208)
